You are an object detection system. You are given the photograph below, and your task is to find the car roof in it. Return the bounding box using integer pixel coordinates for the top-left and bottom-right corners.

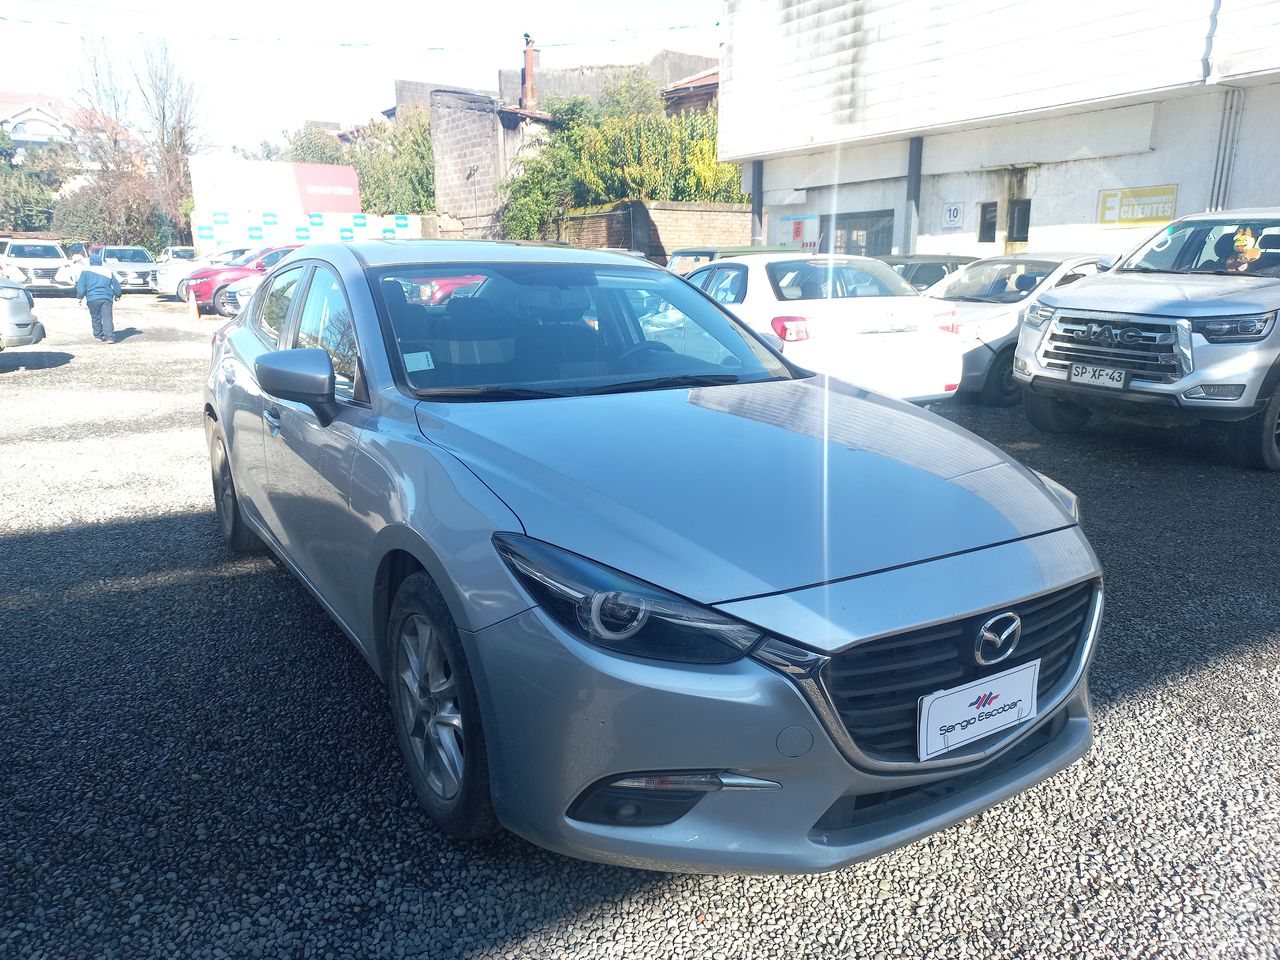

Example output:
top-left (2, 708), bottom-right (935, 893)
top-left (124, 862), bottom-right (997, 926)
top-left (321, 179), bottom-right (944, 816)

top-left (708, 252), bottom-right (890, 267)
top-left (1177, 208), bottom-right (1280, 221)
top-left (875, 254), bottom-right (976, 264)
top-left (303, 240), bottom-right (667, 270)
top-left (966, 252), bottom-right (1098, 264)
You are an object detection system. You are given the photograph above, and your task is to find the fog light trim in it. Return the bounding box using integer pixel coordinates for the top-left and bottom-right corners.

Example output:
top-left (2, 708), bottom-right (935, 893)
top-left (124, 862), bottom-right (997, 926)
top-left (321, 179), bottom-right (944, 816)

top-left (1183, 384), bottom-right (1246, 401)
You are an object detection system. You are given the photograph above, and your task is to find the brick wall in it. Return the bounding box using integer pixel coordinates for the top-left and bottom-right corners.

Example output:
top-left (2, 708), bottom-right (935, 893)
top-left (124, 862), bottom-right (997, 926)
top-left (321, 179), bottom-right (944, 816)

top-left (550, 200), bottom-right (753, 262)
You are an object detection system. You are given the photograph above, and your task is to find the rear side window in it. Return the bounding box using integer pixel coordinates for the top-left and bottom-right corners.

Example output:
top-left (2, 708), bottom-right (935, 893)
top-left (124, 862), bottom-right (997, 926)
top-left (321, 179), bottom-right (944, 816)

top-left (296, 267), bottom-right (359, 398)
top-left (254, 266), bottom-right (304, 347)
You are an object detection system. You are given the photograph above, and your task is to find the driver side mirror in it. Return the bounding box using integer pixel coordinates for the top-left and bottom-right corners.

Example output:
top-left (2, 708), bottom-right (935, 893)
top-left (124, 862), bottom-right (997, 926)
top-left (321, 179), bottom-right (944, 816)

top-left (1096, 254), bottom-right (1118, 272)
top-left (255, 348), bottom-right (339, 426)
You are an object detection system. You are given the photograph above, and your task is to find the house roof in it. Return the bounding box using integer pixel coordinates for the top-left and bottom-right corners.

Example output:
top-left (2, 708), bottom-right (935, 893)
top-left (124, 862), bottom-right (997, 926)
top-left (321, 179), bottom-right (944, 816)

top-left (662, 67), bottom-right (719, 95)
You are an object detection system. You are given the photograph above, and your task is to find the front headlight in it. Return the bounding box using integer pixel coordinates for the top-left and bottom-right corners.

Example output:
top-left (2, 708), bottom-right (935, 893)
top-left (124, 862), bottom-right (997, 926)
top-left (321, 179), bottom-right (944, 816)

top-left (494, 534), bottom-right (767, 663)
top-left (1032, 470), bottom-right (1081, 523)
top-left (0, 286), bottom-right (22, 300)
top-left (1191, 312), bottom-right (1275, 343)
top-left (1024, 301), bottom-right (1055, 328)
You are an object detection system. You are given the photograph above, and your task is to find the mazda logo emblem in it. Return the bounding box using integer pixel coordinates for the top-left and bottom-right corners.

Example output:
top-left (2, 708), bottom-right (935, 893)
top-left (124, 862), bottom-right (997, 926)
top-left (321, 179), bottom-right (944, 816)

top-left (975, 612), bottom-right (1022, 666)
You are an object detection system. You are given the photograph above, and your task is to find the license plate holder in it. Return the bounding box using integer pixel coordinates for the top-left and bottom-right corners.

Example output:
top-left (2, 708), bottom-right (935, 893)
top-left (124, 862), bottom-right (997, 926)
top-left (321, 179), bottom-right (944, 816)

top-left (918, 660), bottom-right (1040, 760)
top-left (1068, 363), bottom-right (1127, 389)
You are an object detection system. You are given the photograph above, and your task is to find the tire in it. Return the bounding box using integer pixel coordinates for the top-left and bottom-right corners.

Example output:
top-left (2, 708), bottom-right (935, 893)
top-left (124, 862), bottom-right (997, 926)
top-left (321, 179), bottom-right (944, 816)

top-left (1023, 389), bottom-right (1091, 434)
top-left (1226, 387), bottom-right (1280, 471)
top-left (980, 346), bottom-right (1022, 407)
top-left (213, 286), bottom-right (234, 317)
top-left (388, 572), bottom-right (498, 840)
top-left (209, 431), bottom-right (261, 552)
top-left (176, 280), bottom-right (188, 301)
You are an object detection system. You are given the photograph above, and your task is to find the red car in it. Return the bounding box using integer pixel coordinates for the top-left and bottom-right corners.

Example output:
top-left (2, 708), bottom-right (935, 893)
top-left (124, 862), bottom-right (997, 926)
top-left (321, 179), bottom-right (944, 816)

top-left (186, 246), bottom-right (299, 316)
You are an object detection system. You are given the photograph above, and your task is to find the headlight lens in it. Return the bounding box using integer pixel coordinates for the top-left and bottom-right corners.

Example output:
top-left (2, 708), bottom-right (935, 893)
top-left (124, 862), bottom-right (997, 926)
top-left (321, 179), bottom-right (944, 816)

top-left (0, 286), bottom-right (21, 300)
top-left (494, 534), bottom-right (766, 663)
top-left (1191, 312), bottom-right (1275, 343)
top-left (1024, 301), bottom-right (1055, 327)
top-left (1032, 470), bottom-right (1080, 523)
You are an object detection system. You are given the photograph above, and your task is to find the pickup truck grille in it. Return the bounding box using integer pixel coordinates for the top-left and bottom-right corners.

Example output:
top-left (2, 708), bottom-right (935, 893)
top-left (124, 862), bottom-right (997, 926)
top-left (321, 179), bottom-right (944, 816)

top-left (822, 582), bottom-right (1095, 763)
top-left (1041, 314), bottom-right (1183, 383)
top-left (30, 267), bottom-right (58, 281)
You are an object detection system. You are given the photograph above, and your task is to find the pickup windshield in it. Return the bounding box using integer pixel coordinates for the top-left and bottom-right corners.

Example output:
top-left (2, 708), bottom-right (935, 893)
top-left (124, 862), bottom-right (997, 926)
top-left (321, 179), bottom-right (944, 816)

top-left (1120, 218), bottom-right (1280, 277)
top-left (371, 262), bottom-right (792, 400)
top-left (103, 248), bottom-right (154, 263)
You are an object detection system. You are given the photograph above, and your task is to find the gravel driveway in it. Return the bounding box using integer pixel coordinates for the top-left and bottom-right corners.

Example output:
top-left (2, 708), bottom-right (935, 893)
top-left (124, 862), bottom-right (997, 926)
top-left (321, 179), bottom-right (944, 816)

top-left (3, 294), bottom-right (1278, 959)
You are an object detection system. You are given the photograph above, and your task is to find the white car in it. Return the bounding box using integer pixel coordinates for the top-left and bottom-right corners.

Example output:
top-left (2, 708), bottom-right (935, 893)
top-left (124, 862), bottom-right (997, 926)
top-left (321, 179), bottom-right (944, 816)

top-left (1, 241), bottom-right (72, 293)
top-left (221, 272), bottom-right (265, 315)
top-left (156, 246), bottom-right (252, 299)
top-left (925, 254), bottom-right (1101, 406)
top-left (0, 277), bottom-right (44, 349)
top-left (686, 254), bottom-right (963, 403)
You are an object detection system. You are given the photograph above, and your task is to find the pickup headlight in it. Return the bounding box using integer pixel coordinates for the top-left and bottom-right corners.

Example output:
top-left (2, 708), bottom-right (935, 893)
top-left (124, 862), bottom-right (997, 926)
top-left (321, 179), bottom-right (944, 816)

top-left (1191, 312), bottom-right (1275, 343)
top-left (1024, 301), bottom-right (1055, 328)
top-left (494, 534), bottom-right (766, 663)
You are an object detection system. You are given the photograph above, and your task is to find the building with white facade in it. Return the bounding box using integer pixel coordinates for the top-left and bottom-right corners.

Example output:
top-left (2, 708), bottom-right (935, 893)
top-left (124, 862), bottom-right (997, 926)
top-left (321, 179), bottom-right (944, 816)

top-left (719, 0), bottom-right (1280, 259)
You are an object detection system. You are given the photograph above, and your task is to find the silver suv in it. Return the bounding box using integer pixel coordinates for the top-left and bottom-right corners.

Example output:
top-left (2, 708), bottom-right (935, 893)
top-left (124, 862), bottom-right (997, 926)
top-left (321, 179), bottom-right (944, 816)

top-left (1015, 209), bottom-right (1280, 469)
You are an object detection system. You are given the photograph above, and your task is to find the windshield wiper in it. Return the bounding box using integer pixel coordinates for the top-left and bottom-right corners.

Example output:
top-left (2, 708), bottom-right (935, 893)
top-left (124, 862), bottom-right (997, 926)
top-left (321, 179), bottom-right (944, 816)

top-left (946, 295), bottom-right (997, 303)
top-left (1197, 269), bottom-right (1268, 277)
top-left (1117, 266), bottom-right (1182, 274)
top-left (584, 373), bottom-right (744, 395)
top-left (415, 386), bottom-right (568, 401)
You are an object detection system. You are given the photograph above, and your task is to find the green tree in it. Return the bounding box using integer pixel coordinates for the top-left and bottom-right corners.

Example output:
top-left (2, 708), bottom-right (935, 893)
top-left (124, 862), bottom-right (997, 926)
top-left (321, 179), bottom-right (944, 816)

top-left (498, 87), bottom-right (745, 241)
top-left (284, 122), bottom-right (346, 165)
top-left (0, 132), bottom-right (77, 232)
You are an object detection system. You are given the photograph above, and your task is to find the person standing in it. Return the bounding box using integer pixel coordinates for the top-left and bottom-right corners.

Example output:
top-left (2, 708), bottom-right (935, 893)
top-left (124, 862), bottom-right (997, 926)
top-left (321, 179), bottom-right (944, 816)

top-left (75, 251), bottom-right (122, 343)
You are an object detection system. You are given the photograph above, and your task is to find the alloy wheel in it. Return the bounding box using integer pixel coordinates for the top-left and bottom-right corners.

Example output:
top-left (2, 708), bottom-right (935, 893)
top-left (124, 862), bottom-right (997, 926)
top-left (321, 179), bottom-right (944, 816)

top-left (397, 613), bottom-right (464, 801)
top-left (215, 448), bottom-right (236, 539)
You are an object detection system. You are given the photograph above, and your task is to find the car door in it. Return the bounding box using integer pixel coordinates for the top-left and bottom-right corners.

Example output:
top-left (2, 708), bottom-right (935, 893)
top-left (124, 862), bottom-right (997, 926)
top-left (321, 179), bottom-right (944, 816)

top-left (260, 262), bottom-right (373, 630)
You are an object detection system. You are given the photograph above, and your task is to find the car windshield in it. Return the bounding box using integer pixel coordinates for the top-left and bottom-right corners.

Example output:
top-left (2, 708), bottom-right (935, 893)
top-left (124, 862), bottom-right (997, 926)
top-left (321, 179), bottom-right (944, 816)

top-left (371, 261), bottom-right (793, 400)
top-left (103, 247), bottom-right (153, 263)
top-left (170, 248), bottom-right (196, 260)
top-left (666, 252), bottom-right (712, 274)
top-left (765, 258), bottom-right (919, 300)
top-left (229, 248), bottom-right (267, 267)
top-left (928, 259), bottom-right (1056, 303)
top-left (1119, 218), bottom-right (1280, 277)
top-left (10, 244), bottom-right (64, 259)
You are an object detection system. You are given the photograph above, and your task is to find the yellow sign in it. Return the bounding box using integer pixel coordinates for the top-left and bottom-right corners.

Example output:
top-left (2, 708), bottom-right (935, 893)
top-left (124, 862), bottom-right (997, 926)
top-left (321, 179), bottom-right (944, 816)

top-left (1097, 185), bottom-right (1178, 227)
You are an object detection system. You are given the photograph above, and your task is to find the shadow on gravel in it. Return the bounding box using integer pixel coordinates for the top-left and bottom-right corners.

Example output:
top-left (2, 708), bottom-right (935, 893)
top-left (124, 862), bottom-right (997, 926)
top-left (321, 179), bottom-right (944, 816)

top-left (1, 510), bottom-right (663, 958)
top-left (112, 326), bottom-right (143, 342)
top-left (0, 350), bottom-right (74, 373)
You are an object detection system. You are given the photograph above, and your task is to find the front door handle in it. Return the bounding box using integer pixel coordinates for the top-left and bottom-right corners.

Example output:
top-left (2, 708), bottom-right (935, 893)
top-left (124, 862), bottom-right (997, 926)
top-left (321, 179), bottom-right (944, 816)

top-left (263, 407), bottom-right (282, 436)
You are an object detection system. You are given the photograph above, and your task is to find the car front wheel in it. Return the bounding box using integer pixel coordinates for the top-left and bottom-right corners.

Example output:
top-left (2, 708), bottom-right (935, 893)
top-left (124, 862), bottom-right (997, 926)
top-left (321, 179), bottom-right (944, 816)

top-left (388, 572), bottom-right (498, 840)
top-left (981, 346), bottom-right (1022, 407)
top-left (213, 286), bottom-right (235, 317)
top-left (1226, 387), bottom-right (1280, 471)
top-left (209, 431), bottom-right (261, 552)
top-left (1023, 389), bottom-right (1091, 434)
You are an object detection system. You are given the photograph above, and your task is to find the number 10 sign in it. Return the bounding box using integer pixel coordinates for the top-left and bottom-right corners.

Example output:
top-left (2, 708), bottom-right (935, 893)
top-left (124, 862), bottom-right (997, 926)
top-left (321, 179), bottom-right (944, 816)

top-left (942, 203), bottom-right (964, 229)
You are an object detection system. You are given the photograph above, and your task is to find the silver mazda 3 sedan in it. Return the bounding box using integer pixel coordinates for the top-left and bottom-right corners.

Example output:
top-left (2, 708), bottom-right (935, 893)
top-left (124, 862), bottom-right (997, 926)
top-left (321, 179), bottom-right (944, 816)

top-left (204, 241), bottom-right (1103, 874)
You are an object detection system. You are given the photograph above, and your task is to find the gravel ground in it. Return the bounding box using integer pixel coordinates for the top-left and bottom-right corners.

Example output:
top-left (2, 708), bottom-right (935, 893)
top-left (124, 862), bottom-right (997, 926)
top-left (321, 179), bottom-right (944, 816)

top-left (2, 295), bottom-right (1279, 959)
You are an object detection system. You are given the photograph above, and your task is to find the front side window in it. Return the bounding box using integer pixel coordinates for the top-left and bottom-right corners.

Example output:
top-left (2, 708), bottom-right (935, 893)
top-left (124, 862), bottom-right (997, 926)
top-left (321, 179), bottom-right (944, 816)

top-left (1120, 218), bottom-right (1280, 277)
top-left (255, 266), bottom-right (304, 347)
top-left (370, 262), bottom-right (790, 399)
top-left (258, 248), bottom-right (293, 269)
top-left (296, 267), bottom-right (359, 398)
top-left (766, 259), bottom-right (918, 301)
top-left (705, 267), bottom-right (747, 305)
top-left (929, 258), bottom-right (1056, 304)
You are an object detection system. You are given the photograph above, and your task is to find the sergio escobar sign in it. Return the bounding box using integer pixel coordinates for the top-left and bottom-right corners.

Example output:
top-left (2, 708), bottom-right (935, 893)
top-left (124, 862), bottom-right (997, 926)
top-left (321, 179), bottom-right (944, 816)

top-left (1097, 185), bottom-right (1178, 227)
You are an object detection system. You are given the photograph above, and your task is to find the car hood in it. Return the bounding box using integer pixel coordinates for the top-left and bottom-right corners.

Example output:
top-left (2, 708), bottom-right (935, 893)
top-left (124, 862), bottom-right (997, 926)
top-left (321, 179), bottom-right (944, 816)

top-left (415, 377), bottom-right (1075, 604)
top-left (1038, 272), bottom-right (1280, 317)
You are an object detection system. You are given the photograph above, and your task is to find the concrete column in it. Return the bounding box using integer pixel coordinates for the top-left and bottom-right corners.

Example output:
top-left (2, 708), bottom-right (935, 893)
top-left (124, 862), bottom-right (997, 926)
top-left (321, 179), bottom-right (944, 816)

top-left (904, 136), bottom-right (922, 255)
top-left (751, 160), bottom-right (764, 245)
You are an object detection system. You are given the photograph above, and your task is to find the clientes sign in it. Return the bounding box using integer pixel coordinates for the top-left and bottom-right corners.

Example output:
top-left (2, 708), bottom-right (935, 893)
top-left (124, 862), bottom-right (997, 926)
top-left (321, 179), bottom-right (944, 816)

top-left (1097, 185), bottom-right (1178, 227)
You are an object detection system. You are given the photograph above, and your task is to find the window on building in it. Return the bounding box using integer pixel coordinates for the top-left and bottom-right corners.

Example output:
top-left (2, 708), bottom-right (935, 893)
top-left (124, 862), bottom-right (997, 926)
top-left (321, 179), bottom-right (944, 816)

top-left (1008, 200), bottom-right (1031, 243)
top-left (818, 210), bottom-right (894, 256)
top-left (978, 203), bottom-right (998, 243)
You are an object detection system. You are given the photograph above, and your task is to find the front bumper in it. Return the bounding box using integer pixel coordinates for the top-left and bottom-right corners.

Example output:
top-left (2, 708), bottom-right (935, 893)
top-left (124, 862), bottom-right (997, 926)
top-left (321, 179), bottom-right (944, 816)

top-left (1015, 317), bottom-right (1280, 422)
top-left (465, 534), bottom-right (1100, 874)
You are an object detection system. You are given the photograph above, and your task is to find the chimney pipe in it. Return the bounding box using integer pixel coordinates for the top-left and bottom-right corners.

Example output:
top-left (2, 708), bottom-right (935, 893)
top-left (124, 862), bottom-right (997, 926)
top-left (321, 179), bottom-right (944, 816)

top-left (521, 34), bottom-right (537, 111)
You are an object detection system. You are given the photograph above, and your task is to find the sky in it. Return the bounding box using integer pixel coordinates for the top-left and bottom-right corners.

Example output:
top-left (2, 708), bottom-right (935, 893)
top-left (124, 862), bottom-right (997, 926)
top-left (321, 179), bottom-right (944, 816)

top-left (0, 0), bottom-right (724, 150)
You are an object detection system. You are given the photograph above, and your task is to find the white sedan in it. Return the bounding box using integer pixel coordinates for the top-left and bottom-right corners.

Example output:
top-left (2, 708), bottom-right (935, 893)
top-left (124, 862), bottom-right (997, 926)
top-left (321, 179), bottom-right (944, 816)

top-left (686, 254), bottom-right (963, 403)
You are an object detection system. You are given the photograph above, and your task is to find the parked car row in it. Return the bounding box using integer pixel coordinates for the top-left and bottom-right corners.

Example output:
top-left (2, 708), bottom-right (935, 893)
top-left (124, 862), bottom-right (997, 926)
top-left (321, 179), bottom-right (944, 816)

top-left (0, 239), bottom-right (196, 294)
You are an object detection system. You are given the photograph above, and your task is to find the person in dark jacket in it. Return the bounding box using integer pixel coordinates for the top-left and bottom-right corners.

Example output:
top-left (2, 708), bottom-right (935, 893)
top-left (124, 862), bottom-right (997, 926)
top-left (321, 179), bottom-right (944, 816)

top-left (75, 251), bottom-right (122, 342)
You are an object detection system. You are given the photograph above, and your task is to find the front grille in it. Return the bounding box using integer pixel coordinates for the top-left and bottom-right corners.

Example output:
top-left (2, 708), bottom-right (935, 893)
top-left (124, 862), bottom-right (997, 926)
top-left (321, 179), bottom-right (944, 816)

top-left (31, 267), bottom-right (57, 280)
top-left (1042, 314), bottom-right (1182, 383)
top-left (822, 581), bottom-right (1095, 763)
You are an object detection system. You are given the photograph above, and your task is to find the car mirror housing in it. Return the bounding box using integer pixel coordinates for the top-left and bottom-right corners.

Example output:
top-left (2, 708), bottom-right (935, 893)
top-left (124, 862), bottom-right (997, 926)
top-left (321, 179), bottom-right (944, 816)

top-left (1096, 254), bottom-right (1118, 272)
top-left (255, 348), bottom-right (339, 426)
